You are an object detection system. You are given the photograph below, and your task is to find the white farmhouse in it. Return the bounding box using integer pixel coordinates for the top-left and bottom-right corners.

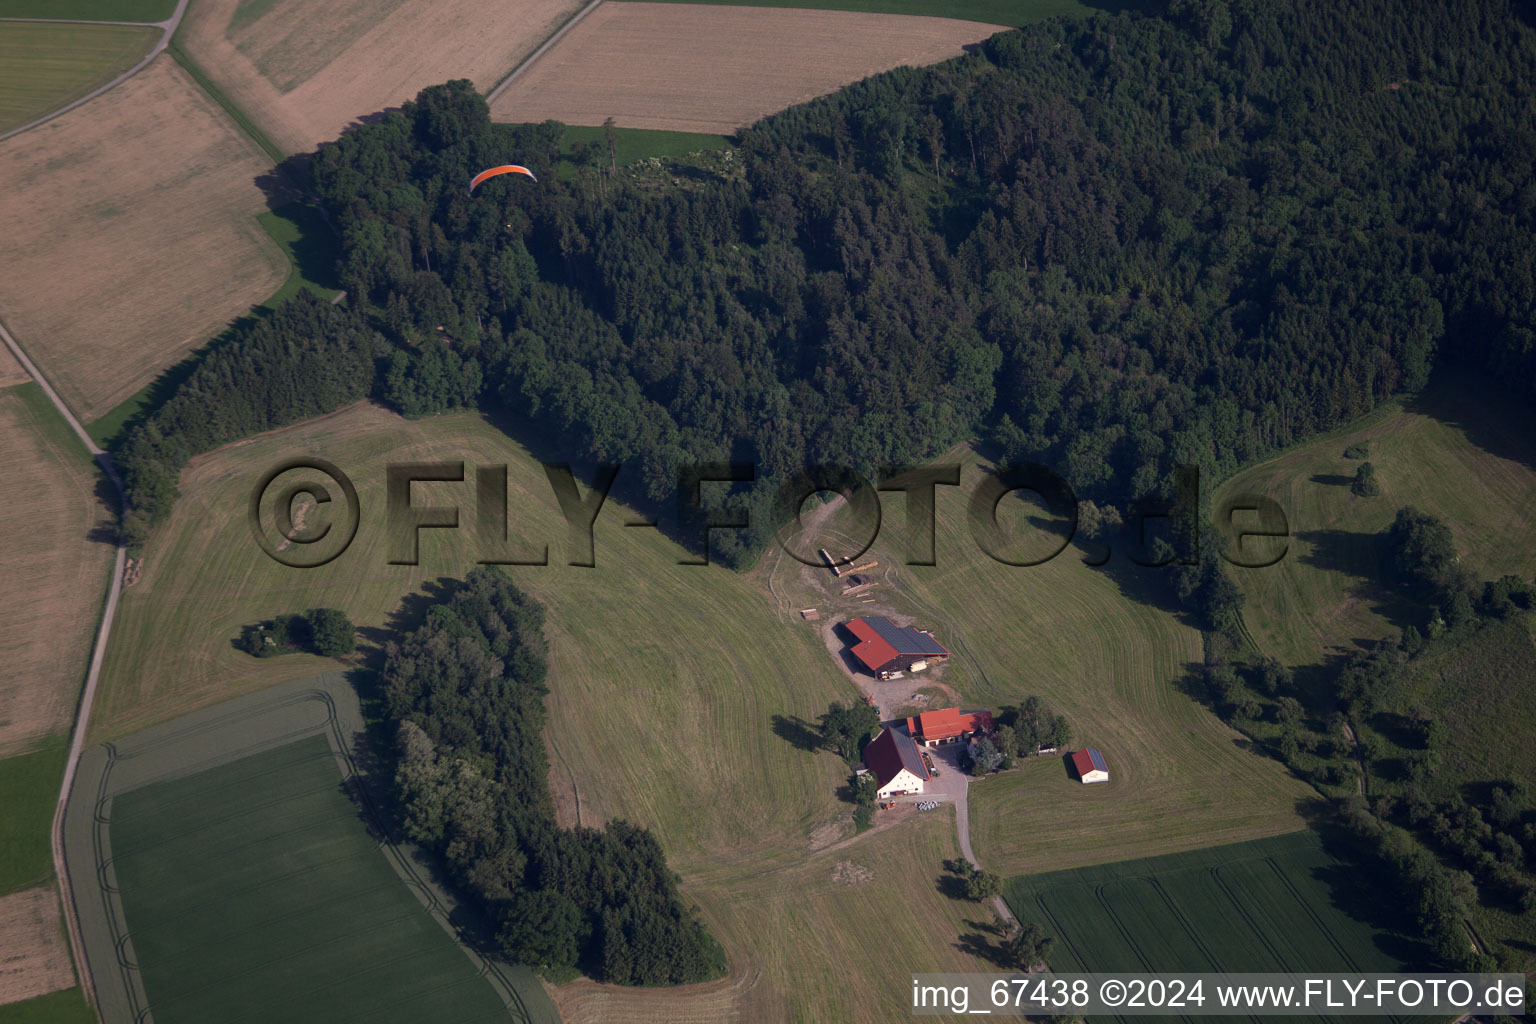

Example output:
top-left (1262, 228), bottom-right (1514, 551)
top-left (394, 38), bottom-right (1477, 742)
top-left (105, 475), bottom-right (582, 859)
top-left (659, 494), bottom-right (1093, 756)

top-left (862, 726), bottom-right (932, 800)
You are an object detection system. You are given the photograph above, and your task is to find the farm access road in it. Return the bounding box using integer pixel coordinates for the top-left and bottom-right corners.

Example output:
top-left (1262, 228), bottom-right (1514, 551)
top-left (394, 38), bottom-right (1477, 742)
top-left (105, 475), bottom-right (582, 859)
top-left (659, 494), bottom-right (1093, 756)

top-left (0, 0), bottom-right (190, 144)
top-left (0, 317), bottom-right (126, 1012)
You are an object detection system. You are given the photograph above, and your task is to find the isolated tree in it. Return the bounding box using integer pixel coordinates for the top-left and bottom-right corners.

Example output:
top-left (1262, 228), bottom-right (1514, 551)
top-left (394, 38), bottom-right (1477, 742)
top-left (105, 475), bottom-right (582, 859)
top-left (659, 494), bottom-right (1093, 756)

top-left (1351, 461), bottom-right (1381, 497)
top-left (1387, 506), bottom-right (1458, 595)
top-left (966, 869), bottom-right (1002, 902)
top-left (1005, 922), bottom-right (1055, 970)
top-left (971, 738), bottom-right (1004, 775)
top-left (821, 701), bottom-right (880, 762)
top-left (307, 607), bottom-right (356, 656)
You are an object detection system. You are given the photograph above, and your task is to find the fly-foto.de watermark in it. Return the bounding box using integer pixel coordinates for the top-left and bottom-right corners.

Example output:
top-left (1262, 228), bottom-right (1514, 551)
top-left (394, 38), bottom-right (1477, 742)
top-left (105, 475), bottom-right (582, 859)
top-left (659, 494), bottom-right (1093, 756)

top-left (246, 458), bottom-right (1290, 570)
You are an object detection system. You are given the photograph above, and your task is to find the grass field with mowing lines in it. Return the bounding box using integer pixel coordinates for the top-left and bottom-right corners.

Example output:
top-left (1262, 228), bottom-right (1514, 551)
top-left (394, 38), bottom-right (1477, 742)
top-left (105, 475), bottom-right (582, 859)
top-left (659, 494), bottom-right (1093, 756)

top-left (0, 739), bottom-right (66, 896)
top-left (1214, 377), bottom-right (1536, 670)
top-left (0, 23), bottom-right (157, 133)
top-left (91, 406), bottom-right (1006, 1020)
top-left (0, 989), bottom-right (94, 1024)
top-left (110, 734), bottom-right (512, 1023)
top-left (0, 0), bottom-right (171, 18)
top-left (611, 0), bottom-right (1143, 28)
top-left (1007, 831), bottom-right (1415, 1023)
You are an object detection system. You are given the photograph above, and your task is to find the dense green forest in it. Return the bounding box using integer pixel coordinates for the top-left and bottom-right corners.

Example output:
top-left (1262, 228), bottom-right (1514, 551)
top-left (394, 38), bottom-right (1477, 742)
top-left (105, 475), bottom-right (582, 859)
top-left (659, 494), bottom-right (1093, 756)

top-left (117, 0), bottom-right (1536, 563)
top-left (381, 567), bottom-right (725, 983)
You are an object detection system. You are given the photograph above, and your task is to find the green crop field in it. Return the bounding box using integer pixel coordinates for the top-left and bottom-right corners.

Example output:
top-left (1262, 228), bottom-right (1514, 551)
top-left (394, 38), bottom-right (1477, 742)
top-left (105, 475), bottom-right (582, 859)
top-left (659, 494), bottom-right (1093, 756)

top-left (0, 0), bottom-right (172, 20)
top-left (0, 738), bottom-right (66, 895)
top-left (0, 22), bottom-right (157, 133)
top-left (610, 0), bottom-right (1145, 29)
top-left (1214, 377), bottom-right (1536, 670)
top-left (0, 989), bottom-right (94, 1024)
top-left (1007, 831), bottom-right (1413, 1022)
top-left (108, 733), bottom-right (512, 1023)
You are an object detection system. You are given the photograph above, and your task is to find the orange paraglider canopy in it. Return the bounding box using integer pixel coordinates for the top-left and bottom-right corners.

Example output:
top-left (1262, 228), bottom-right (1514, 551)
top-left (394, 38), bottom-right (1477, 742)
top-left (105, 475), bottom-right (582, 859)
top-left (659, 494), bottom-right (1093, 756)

top-left (468, 164), bottom-right (537, 195)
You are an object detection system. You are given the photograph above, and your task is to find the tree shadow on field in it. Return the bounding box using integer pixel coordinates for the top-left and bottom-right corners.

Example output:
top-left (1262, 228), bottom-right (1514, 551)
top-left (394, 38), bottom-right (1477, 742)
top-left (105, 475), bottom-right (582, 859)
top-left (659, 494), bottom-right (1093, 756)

top-left (955, 925), bottom-right (1014, 969)
top-left (1309, 473), bottom-right (1354, 488)
top-left (354, 576), bottom-right (461, 668)
top-left (86, 468), bottom-right (121, 544)
top-left (770, 713), bottom-right (822, 753)
top-left (1296, 797), bottom-right (1433, 968)
top-left (1410, 372), bottom-right (1536, 475)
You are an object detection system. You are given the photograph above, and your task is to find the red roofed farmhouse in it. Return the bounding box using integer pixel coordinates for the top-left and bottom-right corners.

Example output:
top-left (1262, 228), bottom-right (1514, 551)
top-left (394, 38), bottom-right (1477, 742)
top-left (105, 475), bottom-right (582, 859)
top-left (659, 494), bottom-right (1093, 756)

top-left (843, 616), bottom-right (949, 679)
top-left (862, 726), bottom-right (931, 799)
top-left (1070, 748), bottom-right (1110, 784)
top-left (905, 707), bottom-right (994, 747)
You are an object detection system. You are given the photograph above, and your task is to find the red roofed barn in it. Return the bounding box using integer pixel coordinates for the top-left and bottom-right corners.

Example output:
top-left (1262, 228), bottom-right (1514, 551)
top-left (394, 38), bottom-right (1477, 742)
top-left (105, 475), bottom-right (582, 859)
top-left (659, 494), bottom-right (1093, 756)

top-left (905, 707), bottom-right (994, 747)
top-left (1070, 748), bottom-right (1109, 784)
top-left (843, 617), bottom-right (949, 679)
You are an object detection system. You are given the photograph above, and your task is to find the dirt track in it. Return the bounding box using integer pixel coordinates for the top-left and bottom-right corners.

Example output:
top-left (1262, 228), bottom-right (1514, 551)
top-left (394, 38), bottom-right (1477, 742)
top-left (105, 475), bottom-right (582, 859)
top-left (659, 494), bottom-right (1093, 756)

top-left (489, 2), bottom-right (1007, 133)
top-left (0, 56), bottom-right (286, 421)
top-left (179, 0), bottom-right (586, 154)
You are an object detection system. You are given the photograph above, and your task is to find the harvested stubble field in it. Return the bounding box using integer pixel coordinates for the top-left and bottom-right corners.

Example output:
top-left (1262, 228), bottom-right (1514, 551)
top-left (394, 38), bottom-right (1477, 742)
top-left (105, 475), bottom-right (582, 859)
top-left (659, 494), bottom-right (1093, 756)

top-left (764, 452), bottom-right (1317, 880)
top-left (1214, 377), bottom-right (1536, 669)
top-left (1005, 831), bottom-right (1411, 1023)
top-left (0, 345), bottom-right (26, 389)
top-left (0, 0), bottom-right (173, 18)
top-left (488, 2), bottom-right (1009, 134)
top-left (0, 57), bottom-right (286, 422)
top-left (0, 22), bottom-right (157, 134)
top-left (94, 405), bottom-right (1013, 1020)
top-left (0, 887), bottom-right (73, 1009)
top-left (0, 384), bottom-right (116, 757)
top-left (178, 0), bottom-right (586, 155)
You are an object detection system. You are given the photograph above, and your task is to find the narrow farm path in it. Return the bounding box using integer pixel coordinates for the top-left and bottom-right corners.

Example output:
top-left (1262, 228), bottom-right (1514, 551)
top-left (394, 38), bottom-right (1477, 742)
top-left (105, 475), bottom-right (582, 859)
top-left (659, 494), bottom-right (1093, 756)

top-left (0, 317), bottom-right (127, 1013)
top-left (0, 0), bottom-right (190, 144)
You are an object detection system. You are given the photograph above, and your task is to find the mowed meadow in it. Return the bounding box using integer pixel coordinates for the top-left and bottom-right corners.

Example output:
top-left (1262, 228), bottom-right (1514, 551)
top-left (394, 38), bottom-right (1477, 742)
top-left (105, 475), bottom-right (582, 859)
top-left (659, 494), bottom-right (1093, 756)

top-left (1214, 377), bottom-right (1536, 669)
top-left (0, 57), bottom-right (286, 422)
top-left (764, 451), bottom-right (1316, 880)
top-left (178, 0), bottom-right (585, 155)
top-left (488, 3), bottom-right (1007, 134)
top-left (0, 22), bottom-right (157, 133)
top-left (95, 402), bottom-right (1020, 1020)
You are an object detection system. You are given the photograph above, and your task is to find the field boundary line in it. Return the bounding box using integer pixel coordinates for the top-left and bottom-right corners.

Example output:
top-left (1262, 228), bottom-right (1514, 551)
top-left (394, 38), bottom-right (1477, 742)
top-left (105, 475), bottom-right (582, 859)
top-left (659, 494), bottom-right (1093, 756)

top-left (166, 38), bottom-right (286, 164)
top-left (1, 315), bottom-right (128, 1016)
top-left (0, 0), bottom-right (190, 144)
top-left (485, 0), bottom-right (604, 105)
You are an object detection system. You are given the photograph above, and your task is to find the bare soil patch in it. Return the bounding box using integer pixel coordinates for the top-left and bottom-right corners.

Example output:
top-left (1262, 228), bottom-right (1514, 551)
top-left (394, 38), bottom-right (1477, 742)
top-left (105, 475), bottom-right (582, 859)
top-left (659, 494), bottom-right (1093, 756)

top-left (0, 389), bottom-right (117, 756)
top-left (489, 2), bottom-right (1007, 134)
top-left (829, 858), bottom-right (874, 885)
top-left (0, 57), bottom-right (286, 421)
top-left (0, 886), bottom-right (74, 1007)
top-left (181, 0), bottom-right (587, 154)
